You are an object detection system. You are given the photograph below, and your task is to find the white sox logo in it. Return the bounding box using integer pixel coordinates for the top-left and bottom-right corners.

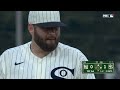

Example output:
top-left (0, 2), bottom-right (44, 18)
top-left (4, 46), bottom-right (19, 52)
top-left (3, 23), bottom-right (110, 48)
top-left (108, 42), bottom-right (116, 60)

top-left (51, 67), bottom-right (74, 79)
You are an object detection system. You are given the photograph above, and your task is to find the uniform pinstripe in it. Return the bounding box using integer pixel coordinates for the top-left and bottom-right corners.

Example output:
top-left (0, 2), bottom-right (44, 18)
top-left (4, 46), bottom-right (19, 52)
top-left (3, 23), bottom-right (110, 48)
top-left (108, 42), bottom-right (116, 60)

top-left (0, 41), bottom-right (95, 79)
top-left (28, 11), bottom-right (60, 24)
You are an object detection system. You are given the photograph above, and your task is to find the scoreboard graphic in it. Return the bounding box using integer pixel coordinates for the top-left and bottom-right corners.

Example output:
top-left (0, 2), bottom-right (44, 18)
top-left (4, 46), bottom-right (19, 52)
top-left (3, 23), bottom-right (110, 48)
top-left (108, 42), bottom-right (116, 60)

top-left (82, 61), bottom-right (114, 74)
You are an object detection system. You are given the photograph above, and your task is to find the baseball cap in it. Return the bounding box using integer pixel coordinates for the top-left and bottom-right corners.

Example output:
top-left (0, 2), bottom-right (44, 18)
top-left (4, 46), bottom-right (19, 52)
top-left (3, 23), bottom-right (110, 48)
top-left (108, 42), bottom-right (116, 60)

top-left (28, 11), bottom-right (66, 27)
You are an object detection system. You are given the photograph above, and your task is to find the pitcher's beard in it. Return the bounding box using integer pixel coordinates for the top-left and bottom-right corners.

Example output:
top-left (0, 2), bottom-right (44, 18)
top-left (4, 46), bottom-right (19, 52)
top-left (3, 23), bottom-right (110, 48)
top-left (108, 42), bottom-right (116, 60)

top-left (34, 32), bottom-right (59, 52)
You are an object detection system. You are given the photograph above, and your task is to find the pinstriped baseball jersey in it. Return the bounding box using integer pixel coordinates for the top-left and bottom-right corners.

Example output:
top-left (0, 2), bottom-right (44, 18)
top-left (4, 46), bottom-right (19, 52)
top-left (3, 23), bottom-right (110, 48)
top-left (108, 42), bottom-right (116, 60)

top-left (0, 42), bottom-right (95, 79)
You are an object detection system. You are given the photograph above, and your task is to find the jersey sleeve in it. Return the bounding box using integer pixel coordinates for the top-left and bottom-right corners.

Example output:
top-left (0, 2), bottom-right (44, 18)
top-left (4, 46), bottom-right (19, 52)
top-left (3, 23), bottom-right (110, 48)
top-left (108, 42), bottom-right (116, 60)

top-left (75, 51), bottom-right (96, 79)
top-left (0, 50), bottom-right (8, 79)
top-left (0, 61), bottom-right (4, 79)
